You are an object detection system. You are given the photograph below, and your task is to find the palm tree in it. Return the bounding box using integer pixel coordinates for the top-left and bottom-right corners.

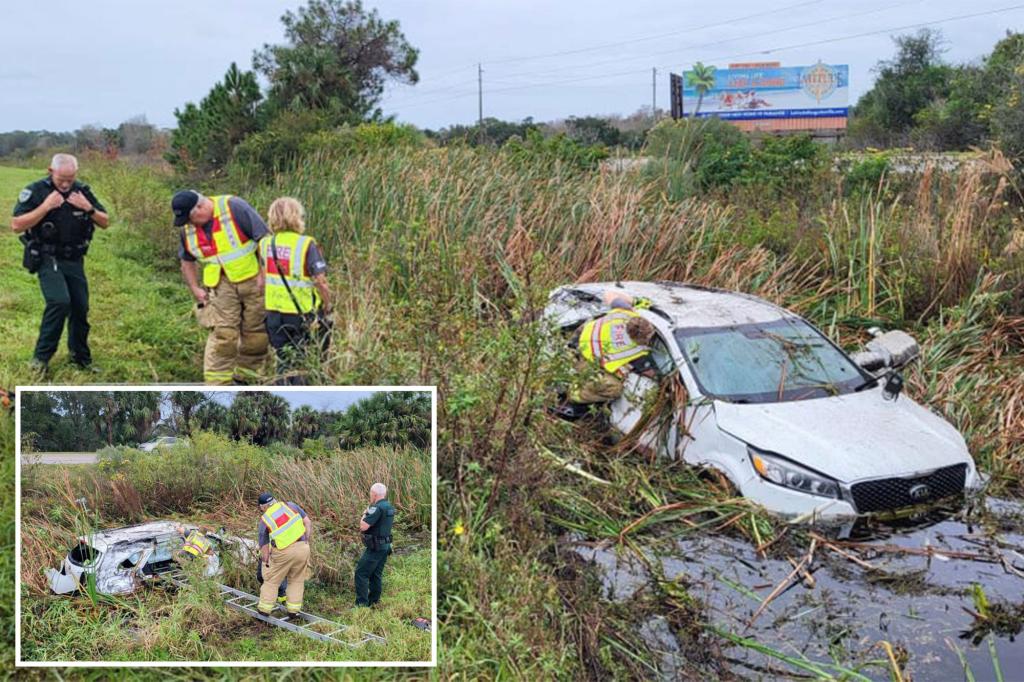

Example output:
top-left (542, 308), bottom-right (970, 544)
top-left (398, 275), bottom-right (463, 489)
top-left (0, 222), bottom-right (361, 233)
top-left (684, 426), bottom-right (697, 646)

top-left (228, 393), bottom-right (290, 445)
top-left (291, 405), bottom-right (323, 446)
top-left (169, 391), bottom-right (208, 436)
top-left (194, 401), bottom-right (229, 435)
top-left (686, 62), bottom-right (717, 117)
top-left (330, 392), bottom-right (430, 450)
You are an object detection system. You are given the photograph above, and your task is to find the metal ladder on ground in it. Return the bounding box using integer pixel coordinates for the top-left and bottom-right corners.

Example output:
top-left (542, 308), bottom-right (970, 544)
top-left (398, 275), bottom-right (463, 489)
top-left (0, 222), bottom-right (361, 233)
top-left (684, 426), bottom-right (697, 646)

top-left (153, 566), bottom-right (386, 647)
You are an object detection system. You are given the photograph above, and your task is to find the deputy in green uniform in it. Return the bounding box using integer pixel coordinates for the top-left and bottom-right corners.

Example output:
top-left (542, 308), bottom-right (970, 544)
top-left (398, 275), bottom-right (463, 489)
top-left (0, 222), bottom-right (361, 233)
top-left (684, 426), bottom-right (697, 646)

top-left (355, 482), bottom-right (395, 607)
top-left (11, 154), bottom-right (109, 374)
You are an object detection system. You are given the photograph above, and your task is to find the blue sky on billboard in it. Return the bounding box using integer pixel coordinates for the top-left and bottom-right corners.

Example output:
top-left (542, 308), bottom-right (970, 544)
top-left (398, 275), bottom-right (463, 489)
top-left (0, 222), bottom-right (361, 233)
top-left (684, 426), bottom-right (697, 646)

top-left (0, 0), bottom-right (1021, 131)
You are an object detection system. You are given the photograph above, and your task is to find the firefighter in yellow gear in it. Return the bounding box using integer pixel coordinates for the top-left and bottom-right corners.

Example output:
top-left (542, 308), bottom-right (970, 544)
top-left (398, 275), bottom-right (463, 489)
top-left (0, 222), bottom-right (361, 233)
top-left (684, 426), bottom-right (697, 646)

top-left (173, 190), bottom-right (270, 385)
top-left (174, 524), bottom-right (214, 563)
top-left (255, 492), bottom-right (313, 616)
top-left (570, 293), bottom-right (659, 404)
top-left (259, 197), bottom-right (332, 385)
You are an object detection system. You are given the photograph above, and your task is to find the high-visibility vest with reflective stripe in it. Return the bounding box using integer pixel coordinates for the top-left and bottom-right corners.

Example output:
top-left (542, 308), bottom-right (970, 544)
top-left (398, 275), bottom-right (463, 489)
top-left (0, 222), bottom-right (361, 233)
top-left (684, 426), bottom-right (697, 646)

top-left (182, 195), bottom-right (259, 288)
top-left (182, 530), bottom-right (212, 557)
top-left (261, 501), bottom-right (305, 549)
top-left (258, 231), bottom-right (320, 314)
top-left (578, 309), bottom-right (650, 376)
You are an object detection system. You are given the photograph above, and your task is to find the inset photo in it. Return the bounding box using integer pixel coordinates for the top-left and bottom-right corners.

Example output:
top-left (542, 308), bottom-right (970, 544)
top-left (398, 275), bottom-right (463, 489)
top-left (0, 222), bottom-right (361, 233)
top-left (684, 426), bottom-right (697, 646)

top-left (15, 386), bottom-right (436, 667)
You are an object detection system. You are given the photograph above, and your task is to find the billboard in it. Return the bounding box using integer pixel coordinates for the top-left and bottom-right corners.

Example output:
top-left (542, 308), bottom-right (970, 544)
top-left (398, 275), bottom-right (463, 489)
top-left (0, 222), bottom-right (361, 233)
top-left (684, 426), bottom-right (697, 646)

top-left (682, 62), bottom-right (848, 120)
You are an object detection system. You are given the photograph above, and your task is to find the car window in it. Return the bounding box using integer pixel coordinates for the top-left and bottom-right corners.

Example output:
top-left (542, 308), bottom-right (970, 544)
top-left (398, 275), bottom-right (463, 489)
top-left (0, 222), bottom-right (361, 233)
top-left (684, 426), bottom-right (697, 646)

top-left (69, 542), bottom-right (101, 567)
top-left (675, 317), bottom-right (866, 404)
top-left (648, 335), bottom-right (675, 377)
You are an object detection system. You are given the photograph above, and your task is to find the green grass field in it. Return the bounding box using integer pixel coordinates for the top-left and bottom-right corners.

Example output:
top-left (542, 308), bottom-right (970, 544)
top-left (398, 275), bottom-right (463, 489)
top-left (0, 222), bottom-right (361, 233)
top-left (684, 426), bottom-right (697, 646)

top-left (0, 164), bottom-right (204, 387)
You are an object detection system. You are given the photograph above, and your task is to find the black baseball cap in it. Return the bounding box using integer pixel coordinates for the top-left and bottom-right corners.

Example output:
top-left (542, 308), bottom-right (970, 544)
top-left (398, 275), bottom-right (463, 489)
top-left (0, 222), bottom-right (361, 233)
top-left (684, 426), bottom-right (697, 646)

top-left (171, 190), bottom-right (202, 226)
top-left (258, 492), bottom-right (275, 505)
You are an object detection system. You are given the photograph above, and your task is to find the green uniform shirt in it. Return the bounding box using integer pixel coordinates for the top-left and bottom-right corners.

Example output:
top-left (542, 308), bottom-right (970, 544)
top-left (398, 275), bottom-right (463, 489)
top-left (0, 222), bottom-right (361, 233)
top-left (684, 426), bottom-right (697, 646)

top-left (362, 498), bottom-right (395, 547)
top-left (13, 177), bottom-right (106, 246)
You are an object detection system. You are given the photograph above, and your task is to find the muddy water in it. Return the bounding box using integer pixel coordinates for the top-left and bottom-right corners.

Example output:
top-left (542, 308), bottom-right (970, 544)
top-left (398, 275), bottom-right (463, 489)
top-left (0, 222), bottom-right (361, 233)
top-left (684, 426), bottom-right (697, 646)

top-left (573, 499), bottom-right (1024, 681)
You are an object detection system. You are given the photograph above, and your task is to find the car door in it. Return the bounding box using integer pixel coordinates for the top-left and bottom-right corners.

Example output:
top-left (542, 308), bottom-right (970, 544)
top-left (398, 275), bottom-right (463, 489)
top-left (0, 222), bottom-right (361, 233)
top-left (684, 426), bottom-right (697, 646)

top-left (608, 321), bottom-right (686, 455)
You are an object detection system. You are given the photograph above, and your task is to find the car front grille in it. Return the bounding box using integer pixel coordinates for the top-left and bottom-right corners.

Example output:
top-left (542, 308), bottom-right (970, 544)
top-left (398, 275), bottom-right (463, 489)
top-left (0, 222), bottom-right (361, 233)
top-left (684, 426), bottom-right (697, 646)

top-left (850, 463), bottom-right (967, 513)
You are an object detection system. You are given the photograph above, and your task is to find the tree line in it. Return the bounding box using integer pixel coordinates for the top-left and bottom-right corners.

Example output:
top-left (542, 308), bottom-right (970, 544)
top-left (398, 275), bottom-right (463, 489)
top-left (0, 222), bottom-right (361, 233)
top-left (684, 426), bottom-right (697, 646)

top-left (850, 28), bottom-right (1024, 163)
top-left (20, 390), bottom-right (430, 453)
top-left (0, 116), bottom-right (168, 160)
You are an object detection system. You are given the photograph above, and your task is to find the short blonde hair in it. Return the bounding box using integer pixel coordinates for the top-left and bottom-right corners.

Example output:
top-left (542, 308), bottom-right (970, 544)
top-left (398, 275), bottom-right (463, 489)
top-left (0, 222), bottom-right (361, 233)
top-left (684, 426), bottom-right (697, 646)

top-left (267, 197), bottom-right (306, 234)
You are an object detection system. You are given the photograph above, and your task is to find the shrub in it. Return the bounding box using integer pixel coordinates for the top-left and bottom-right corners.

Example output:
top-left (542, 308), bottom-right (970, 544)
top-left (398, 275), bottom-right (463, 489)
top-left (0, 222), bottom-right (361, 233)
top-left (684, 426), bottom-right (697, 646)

top-left (262, 441), bottom-right (306, 461)
top-left (232, 119), bottom-right (427, 178)
top-left (741, 134), bottom-right (828, 196)
top-left (643, 118), bottom-right (751, 197)
top-left (843, 152), bottom-right (892, 195)
top-left (502, 129), bottom-right (608, 171)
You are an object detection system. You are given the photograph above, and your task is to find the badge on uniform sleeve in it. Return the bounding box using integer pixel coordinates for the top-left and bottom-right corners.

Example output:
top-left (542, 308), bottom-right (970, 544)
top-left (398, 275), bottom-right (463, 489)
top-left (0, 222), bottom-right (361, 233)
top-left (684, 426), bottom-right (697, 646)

top-left (18, 188), bottom-right (31, 203)
top-left (366, 506), bottom-right (377, 515)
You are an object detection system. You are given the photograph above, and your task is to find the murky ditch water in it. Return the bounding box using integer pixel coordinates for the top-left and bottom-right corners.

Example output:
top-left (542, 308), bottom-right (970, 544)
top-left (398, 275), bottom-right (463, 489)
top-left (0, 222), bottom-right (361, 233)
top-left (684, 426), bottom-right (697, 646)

top-left (572, 498), bottom-right (1024, 680)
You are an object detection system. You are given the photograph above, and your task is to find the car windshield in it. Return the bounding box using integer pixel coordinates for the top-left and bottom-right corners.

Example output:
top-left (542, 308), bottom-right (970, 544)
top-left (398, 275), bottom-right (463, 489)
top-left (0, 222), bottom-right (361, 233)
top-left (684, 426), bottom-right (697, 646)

top-left (675, 317), bottom-right (865, 404)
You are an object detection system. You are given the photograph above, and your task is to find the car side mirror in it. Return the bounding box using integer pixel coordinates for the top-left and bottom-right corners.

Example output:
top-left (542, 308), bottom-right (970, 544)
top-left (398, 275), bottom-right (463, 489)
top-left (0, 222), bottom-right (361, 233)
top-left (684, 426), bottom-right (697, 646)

top-left (883, 372), bottom-right (905, 401)
top-left (853, 329), bottom-right (920, 372)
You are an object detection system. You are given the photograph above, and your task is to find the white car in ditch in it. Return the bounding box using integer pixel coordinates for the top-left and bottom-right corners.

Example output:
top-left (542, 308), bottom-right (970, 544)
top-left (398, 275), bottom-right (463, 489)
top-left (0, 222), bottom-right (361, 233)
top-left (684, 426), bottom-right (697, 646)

top-left (46, 521), bottom-right (258, 595)
top-left (546, 281), bottom-right (985, 521)
top-left (138, 436), bottom-right (186, 453)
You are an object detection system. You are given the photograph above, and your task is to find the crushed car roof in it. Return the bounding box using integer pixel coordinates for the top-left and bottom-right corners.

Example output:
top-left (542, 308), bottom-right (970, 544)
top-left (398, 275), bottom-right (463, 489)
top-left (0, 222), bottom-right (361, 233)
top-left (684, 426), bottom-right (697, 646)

top-left (77, 521), bottom-right (181, 551)
top-left (551, 281), bottom-right (794, 328)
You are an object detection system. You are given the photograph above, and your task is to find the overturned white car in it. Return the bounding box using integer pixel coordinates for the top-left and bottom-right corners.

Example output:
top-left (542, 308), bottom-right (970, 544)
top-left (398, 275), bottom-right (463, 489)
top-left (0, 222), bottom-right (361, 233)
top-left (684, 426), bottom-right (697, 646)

top-left (546, 281), bottom-right (985, 521)
top-left (46, 521), bottom-right (258, 595)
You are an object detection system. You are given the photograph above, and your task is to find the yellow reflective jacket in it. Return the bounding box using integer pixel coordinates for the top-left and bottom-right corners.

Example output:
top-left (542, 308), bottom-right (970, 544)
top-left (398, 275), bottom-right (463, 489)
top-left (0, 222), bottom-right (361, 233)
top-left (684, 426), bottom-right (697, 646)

top-left (182, 530), bottom-right (212, 558)
top-left (259, 231), bottom-right (320, 314)
top-left (578, 309), bottom-right (650, 376)
top-left (261, 501), bottom-right (305, 549)
top-left (182, 195), bottom-right (259, 288)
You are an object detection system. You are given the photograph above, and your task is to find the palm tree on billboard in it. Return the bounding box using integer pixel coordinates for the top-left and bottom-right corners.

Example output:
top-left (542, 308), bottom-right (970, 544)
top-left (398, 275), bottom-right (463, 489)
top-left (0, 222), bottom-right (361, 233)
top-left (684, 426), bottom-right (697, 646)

top-left (687, 62), bottom-right (716, 116)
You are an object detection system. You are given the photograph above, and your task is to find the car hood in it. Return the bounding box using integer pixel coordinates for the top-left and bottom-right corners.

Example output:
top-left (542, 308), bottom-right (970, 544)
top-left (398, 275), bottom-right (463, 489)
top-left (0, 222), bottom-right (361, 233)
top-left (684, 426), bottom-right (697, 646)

top-left (714, 388), bottom-right (971, 482)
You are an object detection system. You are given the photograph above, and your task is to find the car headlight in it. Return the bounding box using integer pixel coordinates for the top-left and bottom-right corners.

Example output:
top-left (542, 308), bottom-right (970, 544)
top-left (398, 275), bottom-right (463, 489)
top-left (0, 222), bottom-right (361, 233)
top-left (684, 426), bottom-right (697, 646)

top-left (748, 447), bottom-right (840, 499)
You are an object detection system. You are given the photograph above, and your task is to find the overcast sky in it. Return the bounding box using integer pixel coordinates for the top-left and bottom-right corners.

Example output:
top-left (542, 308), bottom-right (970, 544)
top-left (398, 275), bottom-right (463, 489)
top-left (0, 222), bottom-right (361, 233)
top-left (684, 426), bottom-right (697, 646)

top-left (1, 0), bottom-right (1021, 133)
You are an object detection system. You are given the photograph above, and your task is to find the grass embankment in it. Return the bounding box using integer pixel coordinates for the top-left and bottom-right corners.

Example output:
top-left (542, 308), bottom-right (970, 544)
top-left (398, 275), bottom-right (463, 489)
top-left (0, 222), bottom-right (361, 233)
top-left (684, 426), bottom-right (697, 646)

top-left (0, 163), bottom-right (204, 387)
top-left (19, 432), bottom-right (432, 662)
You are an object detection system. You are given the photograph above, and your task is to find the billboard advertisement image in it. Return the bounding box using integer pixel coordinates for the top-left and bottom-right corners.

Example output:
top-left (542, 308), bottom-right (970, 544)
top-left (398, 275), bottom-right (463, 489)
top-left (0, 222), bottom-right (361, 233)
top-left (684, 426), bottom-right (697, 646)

top-left (683, 62), bottom-right (849, 120)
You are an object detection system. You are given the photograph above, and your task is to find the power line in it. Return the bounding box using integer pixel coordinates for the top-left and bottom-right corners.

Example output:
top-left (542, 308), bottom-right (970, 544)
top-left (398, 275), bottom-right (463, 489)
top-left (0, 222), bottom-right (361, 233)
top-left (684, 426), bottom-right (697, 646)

top-left (386, 0), bottom-right (829, 107)
top-left (389, 3), bottom-right (1024, 114)
top-left (684, 3), bottom-right (1024, 65)
top-left (387, 0), bottom-right (914, 107)
top-left (482, 0), bottom-right (824, 65)
top-left (486, 0), bottom-right (920, 84)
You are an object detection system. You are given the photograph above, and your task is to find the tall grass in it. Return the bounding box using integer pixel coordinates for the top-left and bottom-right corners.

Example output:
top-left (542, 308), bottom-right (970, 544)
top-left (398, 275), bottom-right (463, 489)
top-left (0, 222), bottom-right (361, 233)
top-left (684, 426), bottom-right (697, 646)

top-left (226, 143), bottom-right (1024, 677)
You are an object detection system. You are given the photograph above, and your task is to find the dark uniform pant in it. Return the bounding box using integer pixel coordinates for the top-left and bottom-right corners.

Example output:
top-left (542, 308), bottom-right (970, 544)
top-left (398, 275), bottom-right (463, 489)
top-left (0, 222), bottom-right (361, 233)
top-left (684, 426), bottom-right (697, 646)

top-left (354, 548), bottom-right (389, 606)
top-left (265, 311), bottom-right (330, 385)
top-left (35, 257), bottom-right (90, 365)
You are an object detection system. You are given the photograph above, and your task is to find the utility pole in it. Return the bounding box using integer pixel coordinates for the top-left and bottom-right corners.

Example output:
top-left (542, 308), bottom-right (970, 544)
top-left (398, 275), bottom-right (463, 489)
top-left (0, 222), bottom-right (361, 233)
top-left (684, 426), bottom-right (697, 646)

top-left (652, 67), bottom-right (657, 122)
top-left (477, 63), bottom-right (484, 129)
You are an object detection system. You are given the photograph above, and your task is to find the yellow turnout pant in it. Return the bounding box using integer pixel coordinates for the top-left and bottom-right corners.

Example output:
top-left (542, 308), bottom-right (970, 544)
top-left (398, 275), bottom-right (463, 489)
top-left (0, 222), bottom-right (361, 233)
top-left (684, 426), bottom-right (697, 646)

top-left (258, 540), bottom-right (311, 615)
top-left (569, 359), bottom-right (625, 404)
top-left (200, 275), bottom-right (268, 385)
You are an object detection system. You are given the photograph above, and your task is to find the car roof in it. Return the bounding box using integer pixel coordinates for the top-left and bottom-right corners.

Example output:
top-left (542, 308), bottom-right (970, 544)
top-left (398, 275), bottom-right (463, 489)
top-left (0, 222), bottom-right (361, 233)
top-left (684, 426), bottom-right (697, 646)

top-left (553, 281), bottom-right (794, 328)
top-left (77, 521), bottom-right (180, 552)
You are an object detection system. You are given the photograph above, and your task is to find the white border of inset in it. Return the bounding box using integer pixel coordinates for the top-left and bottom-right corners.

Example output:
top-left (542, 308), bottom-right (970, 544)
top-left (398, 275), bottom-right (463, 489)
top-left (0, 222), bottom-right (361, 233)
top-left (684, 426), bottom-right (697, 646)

top-left (15, 384), bottom-right (438, 668)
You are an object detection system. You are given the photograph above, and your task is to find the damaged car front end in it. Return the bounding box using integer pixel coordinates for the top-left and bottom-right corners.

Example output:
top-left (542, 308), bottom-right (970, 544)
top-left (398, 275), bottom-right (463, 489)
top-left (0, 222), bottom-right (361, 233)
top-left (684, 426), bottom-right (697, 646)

top-left (545, 281), bottom-right (986, 523)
